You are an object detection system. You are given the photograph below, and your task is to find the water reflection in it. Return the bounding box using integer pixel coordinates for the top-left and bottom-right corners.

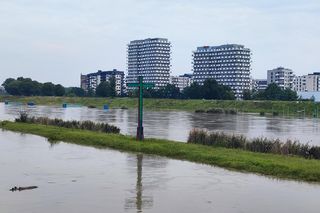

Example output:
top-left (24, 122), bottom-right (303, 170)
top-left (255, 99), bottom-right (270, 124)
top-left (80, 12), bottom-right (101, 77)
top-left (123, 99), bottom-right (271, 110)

top-left (125, 154), bottom-right (153, 212)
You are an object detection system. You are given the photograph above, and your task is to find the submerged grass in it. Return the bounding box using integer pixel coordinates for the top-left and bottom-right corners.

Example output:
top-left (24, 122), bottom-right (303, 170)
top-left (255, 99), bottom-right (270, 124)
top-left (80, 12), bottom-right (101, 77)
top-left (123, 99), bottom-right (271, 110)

top-left (1, 121), bottom-right (320, 183)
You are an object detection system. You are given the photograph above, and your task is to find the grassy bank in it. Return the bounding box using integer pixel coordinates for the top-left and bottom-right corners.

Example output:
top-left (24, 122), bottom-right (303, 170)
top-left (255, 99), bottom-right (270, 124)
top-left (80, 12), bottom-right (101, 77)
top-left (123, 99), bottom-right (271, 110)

top-left (1, 95), bottom-right (319, 116)
top-left (1, 121), bottom-right (320, 183)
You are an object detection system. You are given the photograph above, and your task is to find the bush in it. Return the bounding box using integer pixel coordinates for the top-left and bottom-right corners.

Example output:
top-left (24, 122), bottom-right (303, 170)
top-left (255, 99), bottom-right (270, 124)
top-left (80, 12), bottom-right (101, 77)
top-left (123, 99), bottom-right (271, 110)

top-left (15, 113), bottom-right (120, 134)
top-left (206, 108), bottom-right (224, 114)
top-left (187, 129), bottom-right (319, 160)
top-left (16, 111), bottom-right (29, 122)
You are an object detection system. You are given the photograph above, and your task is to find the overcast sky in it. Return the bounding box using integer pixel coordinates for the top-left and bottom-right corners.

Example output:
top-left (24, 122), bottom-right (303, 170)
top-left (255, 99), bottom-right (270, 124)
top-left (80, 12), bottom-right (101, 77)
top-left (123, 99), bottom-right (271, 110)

top-left (0, 0), bottom-right (319, 87)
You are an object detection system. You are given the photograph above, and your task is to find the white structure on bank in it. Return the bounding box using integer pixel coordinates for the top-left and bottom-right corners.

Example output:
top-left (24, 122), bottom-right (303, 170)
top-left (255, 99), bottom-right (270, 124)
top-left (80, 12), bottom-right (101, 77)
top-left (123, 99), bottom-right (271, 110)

top-left (169, 74), bottom-right (193, 91)
top-left (293, 72), bottom-right (320, 92)
top-left (267, 67), bottom-right (295, 90)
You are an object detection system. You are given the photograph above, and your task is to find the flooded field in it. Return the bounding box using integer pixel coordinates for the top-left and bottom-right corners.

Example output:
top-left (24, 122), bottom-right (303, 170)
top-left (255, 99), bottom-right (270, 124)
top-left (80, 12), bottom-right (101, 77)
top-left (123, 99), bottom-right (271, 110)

top-left (1, 130), bottom-right (320, 213)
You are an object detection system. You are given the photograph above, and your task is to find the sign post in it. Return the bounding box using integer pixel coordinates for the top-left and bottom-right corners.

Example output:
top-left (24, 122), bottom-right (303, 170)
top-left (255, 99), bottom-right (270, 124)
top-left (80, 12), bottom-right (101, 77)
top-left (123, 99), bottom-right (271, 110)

top-left (127, 76), bottom-right (154, 140)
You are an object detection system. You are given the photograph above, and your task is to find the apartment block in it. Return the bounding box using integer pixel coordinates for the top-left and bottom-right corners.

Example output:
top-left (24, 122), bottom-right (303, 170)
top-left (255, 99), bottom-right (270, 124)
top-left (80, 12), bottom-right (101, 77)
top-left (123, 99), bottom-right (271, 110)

top-left (169, 74), bottom-right (193, 91)
top-left (267, 67), bottom-right (295, 90)
top-left (192, 44), bottom-right (251, 99)
top-left (294, 72), bottom-right (320, 92)
top-left (127, 38), bottom-right (171, 89)
top-left (81, 69), bottom-right (125, 95)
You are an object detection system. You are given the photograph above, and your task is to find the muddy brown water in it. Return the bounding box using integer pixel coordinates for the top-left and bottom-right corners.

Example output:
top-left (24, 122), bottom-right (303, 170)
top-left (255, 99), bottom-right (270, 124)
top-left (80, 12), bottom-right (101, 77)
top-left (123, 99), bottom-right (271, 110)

top-left (0, 130), bottom-right (320, 213)
top-left (0, 103), bottom-right (319, 144)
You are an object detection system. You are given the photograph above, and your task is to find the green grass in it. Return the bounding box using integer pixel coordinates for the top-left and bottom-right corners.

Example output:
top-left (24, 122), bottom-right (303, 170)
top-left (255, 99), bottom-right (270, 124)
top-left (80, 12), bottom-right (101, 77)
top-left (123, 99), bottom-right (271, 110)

top-left (1, 120), bottom-right (320, 183)
top-left (1, 95), bottom-right (319, 116)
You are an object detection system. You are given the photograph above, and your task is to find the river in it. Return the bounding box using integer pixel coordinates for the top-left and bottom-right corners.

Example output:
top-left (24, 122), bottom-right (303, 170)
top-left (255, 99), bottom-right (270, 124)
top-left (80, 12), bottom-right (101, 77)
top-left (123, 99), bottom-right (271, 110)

top-left (0, 103), bottom-right (319, 144)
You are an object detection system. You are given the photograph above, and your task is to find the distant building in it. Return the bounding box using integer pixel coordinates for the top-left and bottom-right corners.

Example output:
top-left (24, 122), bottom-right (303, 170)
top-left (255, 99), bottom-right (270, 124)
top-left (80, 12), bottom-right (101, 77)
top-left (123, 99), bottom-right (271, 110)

top-left (253, 79), bottom-right (268, 91)
top-left (169, 74), bottom-right (193, 91)
top-left (81, 69), bottom-right (125, 95)
top-left (127, 38), bottom-right (171, 89)
top-left (267, 67), bottom-right (294, 90)
top-left (293, 72), bottom-right (320, 92)
top-left (192, 44), bottom-right (251, 99)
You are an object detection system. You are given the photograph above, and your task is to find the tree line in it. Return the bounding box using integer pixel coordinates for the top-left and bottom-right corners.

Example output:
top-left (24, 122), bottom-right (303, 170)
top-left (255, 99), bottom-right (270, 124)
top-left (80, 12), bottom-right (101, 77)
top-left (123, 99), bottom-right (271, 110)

top-left (2, 77), bottom-right (299, 101)
top-left (130, 79), bottom-right (236, 100)
top-left (243, 83), bottom-right (298, 101)
top-left (2, 77), bottom-right (86, 97)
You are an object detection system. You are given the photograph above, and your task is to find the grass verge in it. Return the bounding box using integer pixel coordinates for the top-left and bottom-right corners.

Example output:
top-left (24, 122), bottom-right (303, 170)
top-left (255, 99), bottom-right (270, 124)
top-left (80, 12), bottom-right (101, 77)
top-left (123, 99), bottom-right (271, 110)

top-left (1, 121), bottom-right (320, 183)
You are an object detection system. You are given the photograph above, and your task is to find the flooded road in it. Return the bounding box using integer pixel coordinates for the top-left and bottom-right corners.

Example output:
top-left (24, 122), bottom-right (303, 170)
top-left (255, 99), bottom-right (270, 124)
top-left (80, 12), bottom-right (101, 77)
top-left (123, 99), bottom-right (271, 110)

top-left (0, 103), bottom-right (319, 144)
top-left (1, 130), bottom-right (319, 213)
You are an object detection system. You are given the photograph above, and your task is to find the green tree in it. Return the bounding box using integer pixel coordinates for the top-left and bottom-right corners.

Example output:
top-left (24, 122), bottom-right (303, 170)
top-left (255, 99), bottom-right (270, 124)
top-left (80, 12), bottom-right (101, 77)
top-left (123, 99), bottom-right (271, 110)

top-left (263, 83), bottom-right (283, 100)
top-left (6, 80), bottom-right (21, 95)
top-left (96, 81), bottom-right (111, 97)
top-left (2, 78), bottom-right (15, 89)
top-left (183, 79), bottom-right (235, 100)
top-left (86, 88), bottom-right (95, 97)
top-left (183, 82), bottom-right (203, 99)
top-left (243, 89), bottom-right (252, 100)
top-left (163, 84), bottom-right (181, 99)
top-left (41, 82), bottom-right (55, 96)
top-left (65, 87), bottom-right (85, 97)
top-left (54, 84), bottom-right (65, 96)
top-left (95, 77), bottom-right (117, 97)
top-left (281, 88), bottom-right (298, 101)
top-left (109, 76), bottom-right (116, 97)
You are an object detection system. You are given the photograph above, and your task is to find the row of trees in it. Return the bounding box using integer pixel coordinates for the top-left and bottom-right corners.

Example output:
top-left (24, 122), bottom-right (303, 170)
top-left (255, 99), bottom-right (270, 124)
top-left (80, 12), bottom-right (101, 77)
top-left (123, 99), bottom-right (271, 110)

top-left (1, 77), bottom-right (117, 98)
top-left (2, 77), bottom-right (298, 101)
top-left (243, 83), bottom-right (298, 101)
top-left (2, 77), bottom-right (66, 96)
top-left (129, 79), bottom-right (236, 100)
top-left (2, 77), bottom-right (88, 97)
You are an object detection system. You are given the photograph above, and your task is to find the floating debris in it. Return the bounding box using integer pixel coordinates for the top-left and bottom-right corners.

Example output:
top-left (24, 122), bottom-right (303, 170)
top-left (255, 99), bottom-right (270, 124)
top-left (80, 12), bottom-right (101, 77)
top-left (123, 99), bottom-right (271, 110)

top-left (10, 186), bottom-right (38, 192)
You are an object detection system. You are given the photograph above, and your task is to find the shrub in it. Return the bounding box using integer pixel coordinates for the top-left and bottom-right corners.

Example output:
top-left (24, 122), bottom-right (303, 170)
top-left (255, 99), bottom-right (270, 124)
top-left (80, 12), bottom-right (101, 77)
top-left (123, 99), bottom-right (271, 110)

top-left (16, 111), bottom-right (29, 122)
top-left (273, 111), bottom-right (279, 116)
top-left (15, 113), bottom-right (120, 134)
top-left (206, 108), bottom-right (224, 114)
top-left (224, 109), bottom-right (237, 114)
top-left (187, 129), bottom-right (319, 160)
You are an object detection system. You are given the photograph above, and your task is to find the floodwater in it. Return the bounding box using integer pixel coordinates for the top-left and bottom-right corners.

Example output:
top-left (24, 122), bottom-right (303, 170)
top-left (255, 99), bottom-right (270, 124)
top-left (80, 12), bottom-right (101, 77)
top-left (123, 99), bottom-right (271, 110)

top-left (1, 130), bottom-right (320, 213)
top-left (0, 103), bottom-right (319, 144)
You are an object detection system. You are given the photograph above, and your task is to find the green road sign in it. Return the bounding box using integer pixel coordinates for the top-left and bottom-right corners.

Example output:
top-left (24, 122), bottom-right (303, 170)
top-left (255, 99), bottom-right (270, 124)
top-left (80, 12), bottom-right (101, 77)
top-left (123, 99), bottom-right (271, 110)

top-left (127, 76), bottom-right (154, 140)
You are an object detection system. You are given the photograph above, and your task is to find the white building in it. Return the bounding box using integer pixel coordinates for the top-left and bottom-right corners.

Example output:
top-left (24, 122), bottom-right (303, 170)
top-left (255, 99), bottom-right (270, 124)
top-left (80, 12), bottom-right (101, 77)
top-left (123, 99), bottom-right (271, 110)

top-left (294, 73), bottom-right (320, 92)
top-left (169, 74), bottom-right (193, 91)
top-left (192, 44), bottom-right (251, 99)
top-left (127, 38), bottom-right (171, 89)
top-left (267, 67), bottom-right (294, 90)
